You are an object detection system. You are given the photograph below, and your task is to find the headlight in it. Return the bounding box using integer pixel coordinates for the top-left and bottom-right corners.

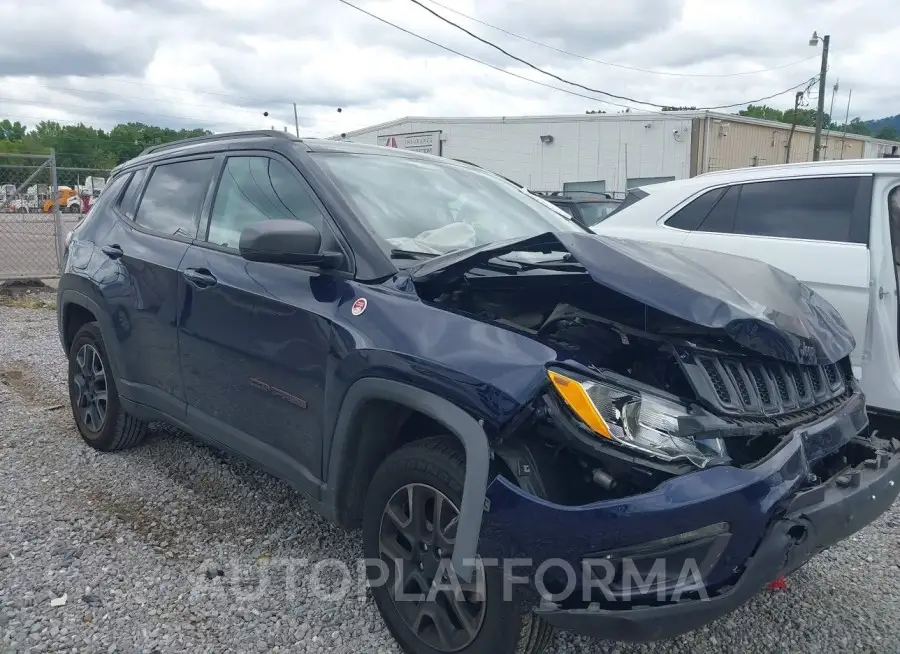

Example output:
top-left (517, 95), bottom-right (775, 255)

top-left (547, 370), bottom-right (729, 468)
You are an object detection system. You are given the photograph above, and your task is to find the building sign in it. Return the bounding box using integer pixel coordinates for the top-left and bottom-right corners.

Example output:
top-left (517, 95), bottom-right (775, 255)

top-left (380, 131), bottom-right (442, 155)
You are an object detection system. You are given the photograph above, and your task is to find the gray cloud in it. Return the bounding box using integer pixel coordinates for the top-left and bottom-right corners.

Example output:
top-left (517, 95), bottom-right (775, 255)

top-left (479, 0), bottom-right (683, 54)
top-left (0, 0), bottom-right (896, 139)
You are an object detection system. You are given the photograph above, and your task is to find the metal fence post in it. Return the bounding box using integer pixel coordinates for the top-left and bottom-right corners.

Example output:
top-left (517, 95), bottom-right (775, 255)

top-left (50, 149), bottom-right (64, 273)
top-left (0, 155), bottom-right (110, 282)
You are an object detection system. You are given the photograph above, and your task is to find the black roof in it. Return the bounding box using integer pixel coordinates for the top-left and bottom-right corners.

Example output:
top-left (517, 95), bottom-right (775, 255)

top-left (113, 130), bottom-right (460, 175)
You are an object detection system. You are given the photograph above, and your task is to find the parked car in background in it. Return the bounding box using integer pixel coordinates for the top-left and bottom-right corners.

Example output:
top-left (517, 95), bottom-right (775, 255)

top-left (593, 159), bottom-right (900, 420)
top-left (57, 132), bottom-right (900, 654)
top-left (530, 191), bottom-right (623, 228)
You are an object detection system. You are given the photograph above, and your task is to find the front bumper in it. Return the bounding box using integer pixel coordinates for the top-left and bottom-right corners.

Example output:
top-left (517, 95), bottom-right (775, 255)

top-left (478, 391), bottom-right (900, 642)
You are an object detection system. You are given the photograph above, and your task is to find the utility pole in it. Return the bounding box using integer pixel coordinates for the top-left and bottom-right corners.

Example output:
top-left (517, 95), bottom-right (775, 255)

top-left (293, 103), bottom-right (300, 137)
top-left (824, 79), bottom-right (839, 159)
top-left (785, 91), bottom-right (804, 163)
top-left (810, 32), bottom-right (830, 161)
top-left (839, 89), bottom-right (852, 160)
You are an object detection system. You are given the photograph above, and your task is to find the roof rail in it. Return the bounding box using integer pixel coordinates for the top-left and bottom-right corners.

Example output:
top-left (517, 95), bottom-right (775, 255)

top-left (138, 130), bottom-right (296, 157)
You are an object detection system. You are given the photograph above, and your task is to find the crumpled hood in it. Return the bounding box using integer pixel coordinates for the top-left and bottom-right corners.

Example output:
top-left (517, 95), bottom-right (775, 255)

top-left (411, 231), bottom-right (855, 365)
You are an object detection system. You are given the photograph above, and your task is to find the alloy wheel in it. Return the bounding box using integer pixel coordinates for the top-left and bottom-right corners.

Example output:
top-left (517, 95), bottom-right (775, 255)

top-left (72, 343), bottom-right (108, 433)
top-left (378, 482), bottom-right (487, 652)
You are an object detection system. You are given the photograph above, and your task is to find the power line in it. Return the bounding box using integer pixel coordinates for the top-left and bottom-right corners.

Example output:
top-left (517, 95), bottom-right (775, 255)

top-left (407, 0), bottom-right (818, 110)
top-left (420, 0), bottom-right (819, 78)
top-left (333, 0), bottom-right (684, 115)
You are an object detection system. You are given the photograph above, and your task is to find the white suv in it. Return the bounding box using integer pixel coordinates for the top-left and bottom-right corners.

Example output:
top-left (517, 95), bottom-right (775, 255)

top-left (594, 158), bottom-right (900, 416)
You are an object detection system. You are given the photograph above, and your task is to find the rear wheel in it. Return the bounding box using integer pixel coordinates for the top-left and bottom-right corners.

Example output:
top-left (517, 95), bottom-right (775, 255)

top-left (363, 436), bottom-right (554, 654)
top-left (67, 322), bottom-right (147, 452)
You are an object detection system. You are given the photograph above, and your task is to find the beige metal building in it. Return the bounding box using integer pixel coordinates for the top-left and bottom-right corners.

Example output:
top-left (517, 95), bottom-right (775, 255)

top-left (692, 111), bottom-right (899, 174)
top-left (339, 111), bottom-right (899, 194)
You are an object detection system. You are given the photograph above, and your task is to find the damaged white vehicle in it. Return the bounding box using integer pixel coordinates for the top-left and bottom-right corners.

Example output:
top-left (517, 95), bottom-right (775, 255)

top-left (594, 158), bottom-right (900, 421)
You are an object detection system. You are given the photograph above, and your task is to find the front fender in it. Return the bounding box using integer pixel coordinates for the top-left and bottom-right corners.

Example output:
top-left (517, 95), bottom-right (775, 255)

top-left (325, 377), bottom-right (490, 582)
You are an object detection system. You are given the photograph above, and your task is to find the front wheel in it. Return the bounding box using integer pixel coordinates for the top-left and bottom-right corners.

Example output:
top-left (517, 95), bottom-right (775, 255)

top-left (363, 437), bottom-right (554, 654)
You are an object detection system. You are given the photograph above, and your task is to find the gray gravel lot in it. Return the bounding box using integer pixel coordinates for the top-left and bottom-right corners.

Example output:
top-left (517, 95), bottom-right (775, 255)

top-left (1, 297), bottom-right (899, 653)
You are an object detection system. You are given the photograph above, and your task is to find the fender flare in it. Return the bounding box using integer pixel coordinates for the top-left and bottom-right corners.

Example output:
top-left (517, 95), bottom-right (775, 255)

top-left (58, 289), bottom-right (103, 346)
top-left (327, 377), bottom-right (490, 582)
top-left (58, 290), bottom-right (121, 377)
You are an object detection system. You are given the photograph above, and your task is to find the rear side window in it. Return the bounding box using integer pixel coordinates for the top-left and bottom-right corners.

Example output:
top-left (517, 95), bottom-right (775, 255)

top-left (118, 167), bottom-right (148, 219)
top-left (134, 159), bottom-right (214, 238)
top-left (665, 187), bottom-right (726, 230)
top-left (697, 176), bottom-right (869, 244)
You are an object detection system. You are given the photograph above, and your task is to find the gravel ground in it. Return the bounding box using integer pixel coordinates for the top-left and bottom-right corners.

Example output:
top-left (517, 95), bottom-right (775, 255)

top-left (1, 297), bottom-right (899, 653)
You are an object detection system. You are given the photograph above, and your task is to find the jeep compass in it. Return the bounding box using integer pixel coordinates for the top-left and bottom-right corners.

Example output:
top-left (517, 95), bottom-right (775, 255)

top-left (57, 131), bottom-right (900, 654)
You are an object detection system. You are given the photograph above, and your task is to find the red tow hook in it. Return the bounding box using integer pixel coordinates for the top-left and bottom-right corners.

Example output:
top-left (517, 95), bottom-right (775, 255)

top-left (766, 575), bottom-right (789, 591)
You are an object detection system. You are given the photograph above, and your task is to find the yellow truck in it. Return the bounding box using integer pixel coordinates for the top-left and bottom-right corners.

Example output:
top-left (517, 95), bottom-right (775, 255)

top-left (43, 186), bottom-right (83, 213)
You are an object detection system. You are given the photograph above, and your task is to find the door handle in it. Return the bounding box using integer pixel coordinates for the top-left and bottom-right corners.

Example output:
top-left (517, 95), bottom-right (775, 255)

top-left (183, 268), bottom-right (218, 288)
top-left (101, 244), bottom-right (123, 259)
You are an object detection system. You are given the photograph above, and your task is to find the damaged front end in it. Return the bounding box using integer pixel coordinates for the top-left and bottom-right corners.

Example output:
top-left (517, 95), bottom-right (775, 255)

top-left (408, 231), bottom-right (900, 640)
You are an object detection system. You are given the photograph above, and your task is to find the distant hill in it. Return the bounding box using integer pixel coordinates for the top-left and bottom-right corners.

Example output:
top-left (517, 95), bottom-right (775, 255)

top-left (865, 114), bottom-right (900, 134)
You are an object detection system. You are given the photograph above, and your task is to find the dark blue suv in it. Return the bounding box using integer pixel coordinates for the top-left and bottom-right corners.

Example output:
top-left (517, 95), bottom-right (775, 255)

top-left (57, 130), bottom-right (900, 654)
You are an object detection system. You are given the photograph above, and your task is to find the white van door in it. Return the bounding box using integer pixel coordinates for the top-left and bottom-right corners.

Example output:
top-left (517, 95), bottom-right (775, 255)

top-left (680, 175), bottom-right (873, 379)
top-left (858, 175), bottom-right (900, 412)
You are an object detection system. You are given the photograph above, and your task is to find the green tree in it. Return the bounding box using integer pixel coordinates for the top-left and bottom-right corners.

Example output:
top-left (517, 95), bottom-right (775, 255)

top-left (739, 104), bottom-right (786, 122)
top-left (0, 119), bottom-right (27, 141)
top-left (0, 118), bottom-right (213, 170)
top-left (875, 125), bottom-right (899, 141)
top-left (740, 104), bottom-right (832, 127)
top-left (843, 117), bottom-right (871, 136)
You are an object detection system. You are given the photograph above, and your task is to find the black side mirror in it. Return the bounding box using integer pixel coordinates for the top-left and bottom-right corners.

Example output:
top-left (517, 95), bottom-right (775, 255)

top-left (239, 219), bottom-right (342, 268)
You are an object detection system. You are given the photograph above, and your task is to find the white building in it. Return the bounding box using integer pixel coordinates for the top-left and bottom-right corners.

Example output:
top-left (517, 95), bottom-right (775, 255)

top-left (337, 111), bottom-right (900, 194)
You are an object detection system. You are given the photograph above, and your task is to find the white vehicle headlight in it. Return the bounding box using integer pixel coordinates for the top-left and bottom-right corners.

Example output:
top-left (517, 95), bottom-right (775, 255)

top-left (547, 370), bottom-right (729, 468)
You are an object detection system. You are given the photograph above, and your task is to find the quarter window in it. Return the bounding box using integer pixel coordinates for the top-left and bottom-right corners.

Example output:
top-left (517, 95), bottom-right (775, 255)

top-left (118, 167), bottom-right (147, 219)
top-left (665, 187), bottom-right (726, 230)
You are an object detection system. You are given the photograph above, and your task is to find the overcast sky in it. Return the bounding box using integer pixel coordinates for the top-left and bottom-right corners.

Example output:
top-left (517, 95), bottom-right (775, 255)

top-left (0, 0), bottom-right (897, 137)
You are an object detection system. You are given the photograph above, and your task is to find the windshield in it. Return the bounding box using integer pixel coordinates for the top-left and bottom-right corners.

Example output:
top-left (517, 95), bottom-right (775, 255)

top-left (311, 152), bottom-right (581, 256)
top-left (575, 201), bottom-right (621, 227)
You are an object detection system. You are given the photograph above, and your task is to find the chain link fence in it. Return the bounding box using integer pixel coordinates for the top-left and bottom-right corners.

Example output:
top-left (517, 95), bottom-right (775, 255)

top-left (0, 152), bottom-right (111, 281)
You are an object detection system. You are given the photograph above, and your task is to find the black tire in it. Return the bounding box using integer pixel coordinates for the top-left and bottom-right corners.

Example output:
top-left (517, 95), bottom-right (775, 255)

top-left (363, 436), bottom-right (555, 654)
top-left (67, 321), bottom-right (147, 452)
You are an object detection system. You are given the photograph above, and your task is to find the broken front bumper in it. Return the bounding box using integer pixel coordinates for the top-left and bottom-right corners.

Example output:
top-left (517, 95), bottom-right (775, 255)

top-left (478, 391), bottom-right (900, 642)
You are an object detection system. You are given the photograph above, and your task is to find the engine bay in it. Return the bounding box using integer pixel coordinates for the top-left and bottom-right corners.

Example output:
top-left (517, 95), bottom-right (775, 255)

top-left (421, 272), bottom-right (873, 504)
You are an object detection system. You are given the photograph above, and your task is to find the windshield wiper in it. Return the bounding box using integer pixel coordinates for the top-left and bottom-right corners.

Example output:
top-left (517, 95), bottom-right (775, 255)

top-left (390, 248), bottom-right (439, 260)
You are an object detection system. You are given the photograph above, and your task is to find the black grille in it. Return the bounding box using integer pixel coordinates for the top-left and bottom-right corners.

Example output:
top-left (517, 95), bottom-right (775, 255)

top-left (688, 353), bottom-right (847, 417)
top-left (701, 358), bottom-right (730, 403)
